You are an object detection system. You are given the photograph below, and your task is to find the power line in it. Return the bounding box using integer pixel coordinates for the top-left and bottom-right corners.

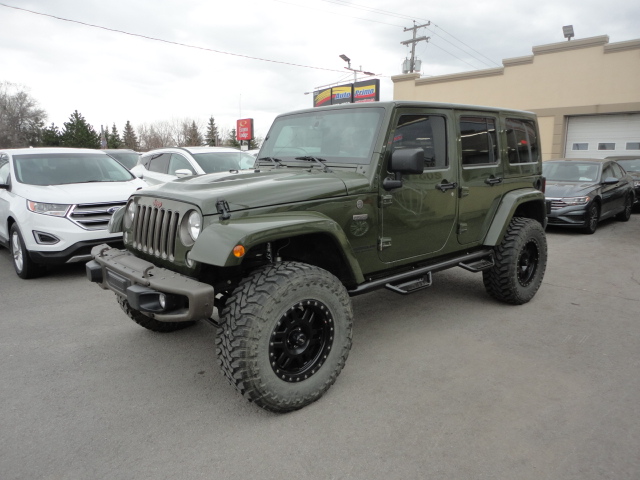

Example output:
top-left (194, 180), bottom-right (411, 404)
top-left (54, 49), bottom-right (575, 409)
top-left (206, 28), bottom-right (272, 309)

top-left (432, 24), bottom-right (501, 67)
top-left (274, 0), bottom-right (404, 27)
top-left (0, 2), bottom-right (351, 75)
top-left (319, 0), bottom-right (429, 23)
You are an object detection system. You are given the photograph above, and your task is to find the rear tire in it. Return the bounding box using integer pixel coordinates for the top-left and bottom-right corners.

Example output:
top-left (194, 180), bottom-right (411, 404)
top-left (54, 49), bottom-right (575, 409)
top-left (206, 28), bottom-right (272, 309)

top-left (483, 217), bottom-right (547, 305)
top-left (10, 224), bottom-right (44, 279)
top-left (117, 295), bottom-right (197, 332)
top-left (216, 261), bottom-right (353, 413)
top-left (615, 194), bottom-right (632, 222)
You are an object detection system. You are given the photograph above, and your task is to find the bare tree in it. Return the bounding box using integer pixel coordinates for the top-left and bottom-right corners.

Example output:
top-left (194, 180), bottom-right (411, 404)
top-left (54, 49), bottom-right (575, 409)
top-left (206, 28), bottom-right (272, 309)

top-left (0, 81), bottom-right (47, 148)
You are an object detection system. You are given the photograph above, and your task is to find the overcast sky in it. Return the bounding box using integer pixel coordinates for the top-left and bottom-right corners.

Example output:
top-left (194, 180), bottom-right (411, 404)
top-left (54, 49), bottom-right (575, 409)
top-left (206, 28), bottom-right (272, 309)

top-left (1, 0), bottom-right (638, 140)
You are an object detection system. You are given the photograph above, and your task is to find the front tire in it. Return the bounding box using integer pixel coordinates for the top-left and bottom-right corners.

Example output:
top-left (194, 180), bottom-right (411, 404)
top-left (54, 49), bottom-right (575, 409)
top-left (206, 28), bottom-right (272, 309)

top-left (117, 295), bottom-right (197, 332)
top-left (216, 262), bottom-right (353, 413)
top-left (483, 217), bottom-right (547, 305)
top-left (10, 224), bottom-right (44, 279)
top-left (582, 203), bottom-right (600, 234)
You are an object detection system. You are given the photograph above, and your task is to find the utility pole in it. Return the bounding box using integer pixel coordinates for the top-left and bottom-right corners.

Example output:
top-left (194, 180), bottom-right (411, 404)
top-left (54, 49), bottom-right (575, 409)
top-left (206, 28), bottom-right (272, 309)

top-left (401, 21), bottom-right (430, 73)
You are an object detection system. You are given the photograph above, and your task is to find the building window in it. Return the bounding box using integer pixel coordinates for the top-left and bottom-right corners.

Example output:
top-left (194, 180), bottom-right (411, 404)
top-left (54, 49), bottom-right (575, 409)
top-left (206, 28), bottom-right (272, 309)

top-left (626, 142), bottom-right (640, 150)
top-left (572, 143), bottom-right (588, 151)
top-left (598, 143), bottom-right (615, 150)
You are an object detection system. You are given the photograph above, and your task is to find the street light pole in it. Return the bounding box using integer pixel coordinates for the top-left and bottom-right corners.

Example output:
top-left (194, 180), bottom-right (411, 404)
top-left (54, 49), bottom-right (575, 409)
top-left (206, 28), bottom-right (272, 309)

top-left (339, 54), bottom-right (376, 83)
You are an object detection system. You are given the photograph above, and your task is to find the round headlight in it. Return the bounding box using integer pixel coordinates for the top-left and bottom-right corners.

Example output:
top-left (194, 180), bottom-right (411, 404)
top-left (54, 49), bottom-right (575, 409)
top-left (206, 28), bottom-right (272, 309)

top-left (123, 200), bottom-right (136, 229)
top-left (180, 210), bottom-right (202, 246)
top-left (187, 211), bottom-right (202, 241)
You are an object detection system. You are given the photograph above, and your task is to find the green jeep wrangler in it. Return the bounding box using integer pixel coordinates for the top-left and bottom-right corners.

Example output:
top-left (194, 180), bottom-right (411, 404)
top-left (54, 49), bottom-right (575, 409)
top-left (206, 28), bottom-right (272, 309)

top-left (87, 101), bottom-right (548, 412)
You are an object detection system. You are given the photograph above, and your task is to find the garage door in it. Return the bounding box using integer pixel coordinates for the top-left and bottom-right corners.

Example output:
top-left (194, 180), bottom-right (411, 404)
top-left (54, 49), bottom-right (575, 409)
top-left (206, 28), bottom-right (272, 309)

top-left (565, 113), bottom-right (640, 158)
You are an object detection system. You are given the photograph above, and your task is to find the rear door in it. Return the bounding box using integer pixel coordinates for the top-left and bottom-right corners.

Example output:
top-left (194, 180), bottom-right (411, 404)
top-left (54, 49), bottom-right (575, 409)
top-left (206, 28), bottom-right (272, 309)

top-left (138, 153), bottom-right (174, 185)
top-left (456, 112), bottom-right (505, 245)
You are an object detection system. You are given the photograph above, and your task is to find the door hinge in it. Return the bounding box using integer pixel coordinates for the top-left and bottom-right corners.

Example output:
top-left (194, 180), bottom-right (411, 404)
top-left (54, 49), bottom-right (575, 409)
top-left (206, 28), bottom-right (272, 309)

top-left (378, 194), bottom-right (393, 208)
top-left (459, 186), bottom-right (470, 198)
top-left (378, 237), bottom-right (392, 250)
top-left (457, 223), bottom-right (468, 234)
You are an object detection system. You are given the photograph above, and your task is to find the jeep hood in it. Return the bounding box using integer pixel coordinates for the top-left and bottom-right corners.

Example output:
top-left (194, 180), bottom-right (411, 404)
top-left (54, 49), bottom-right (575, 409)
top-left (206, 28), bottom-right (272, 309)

top-left (545, 181), bottom-right (597, 198)
top-left (137, 168), bottom-right (371, 213)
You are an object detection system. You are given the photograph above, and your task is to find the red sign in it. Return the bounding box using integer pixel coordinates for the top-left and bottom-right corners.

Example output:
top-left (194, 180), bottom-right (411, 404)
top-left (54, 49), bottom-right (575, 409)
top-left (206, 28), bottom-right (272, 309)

top-left (236, 118), bottom-right (254, 141)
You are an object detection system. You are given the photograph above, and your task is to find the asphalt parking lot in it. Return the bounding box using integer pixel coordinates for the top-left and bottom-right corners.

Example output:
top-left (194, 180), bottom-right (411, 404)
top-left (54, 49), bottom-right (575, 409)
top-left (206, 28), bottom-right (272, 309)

top-left (1, 216), bottom-right (639, 480)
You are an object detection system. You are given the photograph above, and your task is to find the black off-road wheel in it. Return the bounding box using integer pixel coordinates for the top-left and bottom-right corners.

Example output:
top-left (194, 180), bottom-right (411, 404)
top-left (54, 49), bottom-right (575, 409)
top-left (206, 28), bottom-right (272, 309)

top-left (615, 194), bottom-right (633, 222)
top-left (10, 224), bottom-right (45, 279)
top-left (483, 217), bottom-right (547, 305)
top-left (582, 202), bottom-right (600, 234)
top-left (117, 295), bottom-right (197, 333)
top-left (216, 262), bottom-right (353, 413)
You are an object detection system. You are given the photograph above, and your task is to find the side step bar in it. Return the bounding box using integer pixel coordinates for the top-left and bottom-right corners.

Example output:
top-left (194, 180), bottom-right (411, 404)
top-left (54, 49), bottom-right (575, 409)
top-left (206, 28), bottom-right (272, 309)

top-left (349, 249), bottom-right (494, 297)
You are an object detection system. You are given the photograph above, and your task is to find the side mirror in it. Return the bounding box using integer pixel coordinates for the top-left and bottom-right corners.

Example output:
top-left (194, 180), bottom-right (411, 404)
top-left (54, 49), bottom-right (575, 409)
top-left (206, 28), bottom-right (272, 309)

top-left (383, 148), bottom-right (424, 190)
top-left (602, 177), bottom-right (619, 185)
top-left (175, 169), bottom-right (194, 178)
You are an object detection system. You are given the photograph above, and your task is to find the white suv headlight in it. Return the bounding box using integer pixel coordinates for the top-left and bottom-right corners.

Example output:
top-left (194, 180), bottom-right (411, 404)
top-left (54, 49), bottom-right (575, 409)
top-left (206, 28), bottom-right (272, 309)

top-left (27, 200), bottom-right (71, 217)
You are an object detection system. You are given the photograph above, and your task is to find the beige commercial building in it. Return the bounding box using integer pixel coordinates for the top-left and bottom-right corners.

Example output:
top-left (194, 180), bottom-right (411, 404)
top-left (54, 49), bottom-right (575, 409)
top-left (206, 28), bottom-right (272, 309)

top-left (392, 35), bottom-right (640, 160)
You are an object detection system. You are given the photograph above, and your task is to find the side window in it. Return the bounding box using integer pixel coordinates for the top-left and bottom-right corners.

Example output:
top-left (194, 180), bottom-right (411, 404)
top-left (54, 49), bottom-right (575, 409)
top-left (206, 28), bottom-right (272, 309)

top-left (506, 118), bottom-right (539, 164)
top-left (460, 116), bottom-right (499, 166)
top-left (168, 154), bottom-right (193, 175)
top-left (140, 155), bottom-right (152, 169)
top-left (390, 115), bottom-right (447, 170)
top-left (0, 156), bottom-right (9, 184)
top-left (610, 163), bottom-right (624, 178)
top-left (147, 153), bottom-right (170, 174)
top-left (602, 165), bottom-right (614, 180)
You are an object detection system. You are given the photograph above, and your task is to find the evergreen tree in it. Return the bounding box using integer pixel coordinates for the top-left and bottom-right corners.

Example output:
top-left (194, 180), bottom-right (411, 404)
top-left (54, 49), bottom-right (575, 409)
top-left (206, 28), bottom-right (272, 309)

top-left (60, 110), bottom-right (100, 148)
top-left (41, 123), bottom-right (62, 147)
top-left (184, 121), bottom-right (203, 146)
top-left (226, 128), bottom-right (240, 148)
top-left (205, 116), bottom-right (219, 146)
top-left (122, 120), bottom-right (139, 150)
top-left (107, 123), bottom-right (123, 149)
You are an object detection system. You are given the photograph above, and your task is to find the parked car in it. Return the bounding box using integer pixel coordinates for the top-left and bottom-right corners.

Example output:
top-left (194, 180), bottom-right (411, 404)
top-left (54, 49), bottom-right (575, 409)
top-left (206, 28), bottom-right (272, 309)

top-left (606, 155), bottom-right (640, 210)
top-left (0, 148), bottom-right (147, 278)
top-left (543, 158), bottom-right (635, 234)
top-left (131, 146), bottom-right (257, 185)
top-left (246, 149), bottom-right (260, 157)
top-left (104, 149), bottom-right (140, 170)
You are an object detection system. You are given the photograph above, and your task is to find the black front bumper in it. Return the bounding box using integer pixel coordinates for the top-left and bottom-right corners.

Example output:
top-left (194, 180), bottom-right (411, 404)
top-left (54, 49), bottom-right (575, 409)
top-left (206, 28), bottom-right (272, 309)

top-left (87, 244), bottom-right (215, 323)
top-left (546, 203), bottom-right (589, 228)
top-left (30, 239), bottom-right (124, 265)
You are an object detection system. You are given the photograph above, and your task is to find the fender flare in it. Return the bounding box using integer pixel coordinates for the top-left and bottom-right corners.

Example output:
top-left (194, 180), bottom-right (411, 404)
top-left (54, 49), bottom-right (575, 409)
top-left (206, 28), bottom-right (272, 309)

top-left (483, 188), bottom-right (546, 246)
top-left (189, 211), bottom-right (365, 283)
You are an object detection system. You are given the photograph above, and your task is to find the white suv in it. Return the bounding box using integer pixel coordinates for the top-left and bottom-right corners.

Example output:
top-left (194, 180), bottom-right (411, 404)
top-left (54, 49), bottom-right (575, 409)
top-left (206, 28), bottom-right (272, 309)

top-left (0, 148), bottom-right (147, 278)
top-left (131, 146), bottom-right (256, 185)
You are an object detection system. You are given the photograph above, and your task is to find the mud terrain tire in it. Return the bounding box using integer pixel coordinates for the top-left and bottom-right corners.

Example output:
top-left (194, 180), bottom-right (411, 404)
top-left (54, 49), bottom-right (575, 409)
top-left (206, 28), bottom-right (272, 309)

top-left (216, 262), bottom-right (353, 413)
top-left (483, 217), bottom-right (547, 305)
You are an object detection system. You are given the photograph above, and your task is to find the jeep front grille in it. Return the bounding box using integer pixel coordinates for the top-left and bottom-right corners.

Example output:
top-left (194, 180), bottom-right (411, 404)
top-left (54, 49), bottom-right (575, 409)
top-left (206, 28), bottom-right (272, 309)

top-left (69, 201), bottom-right (126, 230)
top-left (131, 204), bottom-right (180, 260)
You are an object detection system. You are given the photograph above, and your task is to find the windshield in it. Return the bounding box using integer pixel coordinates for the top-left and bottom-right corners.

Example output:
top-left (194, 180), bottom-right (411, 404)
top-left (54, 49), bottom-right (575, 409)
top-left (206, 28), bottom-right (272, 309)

top-left (192, 151), bottom-right (256, 173)
top-left (14, 153), bottom-right (135, 186)
top-left (543, 161), bottom-right (600, 182)
top-left (106, 151), bottom-right (139, 169)
top-left (616, 158), bottom-right (640, 172)
top-left (260, 107), bottom-right (384, 165)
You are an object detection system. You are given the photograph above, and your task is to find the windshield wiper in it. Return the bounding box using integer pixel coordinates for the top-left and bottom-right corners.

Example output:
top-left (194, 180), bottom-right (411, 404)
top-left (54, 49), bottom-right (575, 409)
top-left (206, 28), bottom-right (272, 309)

top-left (257, 157), bottom-right (285, 168)
top-left (294, 156), bottom-right (332, 173)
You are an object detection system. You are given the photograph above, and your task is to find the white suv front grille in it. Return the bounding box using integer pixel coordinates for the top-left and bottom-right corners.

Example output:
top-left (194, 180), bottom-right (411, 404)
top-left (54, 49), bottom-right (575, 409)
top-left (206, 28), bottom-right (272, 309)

top-left (68, 202), bottom-right (126, 230)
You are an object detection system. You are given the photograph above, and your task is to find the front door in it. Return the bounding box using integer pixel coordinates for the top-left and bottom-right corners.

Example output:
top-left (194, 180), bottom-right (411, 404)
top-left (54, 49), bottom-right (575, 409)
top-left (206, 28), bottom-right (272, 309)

top-left (378, 108), bottom-right (457, 263)
top-left (456, 113), bottom-right (505, 245)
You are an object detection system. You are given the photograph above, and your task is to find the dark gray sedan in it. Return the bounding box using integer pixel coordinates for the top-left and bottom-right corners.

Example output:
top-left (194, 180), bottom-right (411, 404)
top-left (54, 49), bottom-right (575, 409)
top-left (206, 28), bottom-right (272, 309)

top-left (543, 158), bottom-right (635, 234)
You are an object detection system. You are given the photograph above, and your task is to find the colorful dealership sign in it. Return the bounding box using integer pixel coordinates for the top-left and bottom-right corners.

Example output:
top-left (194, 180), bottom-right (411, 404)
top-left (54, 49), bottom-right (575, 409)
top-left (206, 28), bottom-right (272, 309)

top-left (236, 118), bottom-right (254, 141)
top-left (312, 79), bottom-right (380, 107)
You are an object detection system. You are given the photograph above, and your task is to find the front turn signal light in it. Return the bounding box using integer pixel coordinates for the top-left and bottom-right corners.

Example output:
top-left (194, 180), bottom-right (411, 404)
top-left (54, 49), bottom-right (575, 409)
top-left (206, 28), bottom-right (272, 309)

top-left (233, 245), bottom-right (246, 258)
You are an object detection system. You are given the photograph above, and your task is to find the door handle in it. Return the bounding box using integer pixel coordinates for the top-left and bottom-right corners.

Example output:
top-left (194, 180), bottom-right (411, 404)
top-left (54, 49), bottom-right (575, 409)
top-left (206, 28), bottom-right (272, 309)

top-left (436, 181), bottom-right (458, 192)
top-left (484, 177), bottom-right (503, 186)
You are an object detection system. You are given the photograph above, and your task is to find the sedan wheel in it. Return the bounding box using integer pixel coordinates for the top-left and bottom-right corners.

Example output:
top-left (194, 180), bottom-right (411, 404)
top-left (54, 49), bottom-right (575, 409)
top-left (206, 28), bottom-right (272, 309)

top-left (582, 203), bottom-right (599, 234)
